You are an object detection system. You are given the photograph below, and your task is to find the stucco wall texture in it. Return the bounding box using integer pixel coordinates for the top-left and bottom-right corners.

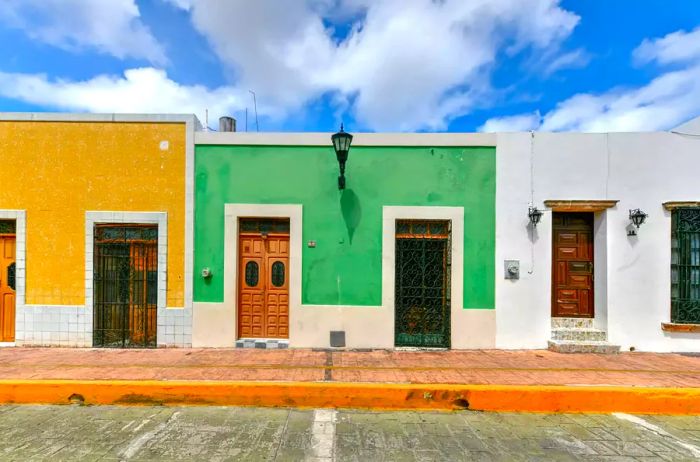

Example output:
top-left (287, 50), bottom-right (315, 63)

top-left (0, 121), bottom-right (186, 307)
top-left (194, 145), bottom-right (496, 309)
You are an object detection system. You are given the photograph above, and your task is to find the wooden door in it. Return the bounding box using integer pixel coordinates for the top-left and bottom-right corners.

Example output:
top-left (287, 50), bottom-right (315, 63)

top-left (552, 213), bottom-right (594, 318)
top-left (238, 226), bottom-right (290, 339)
top-left (0, 235), bottom-right (16, 342)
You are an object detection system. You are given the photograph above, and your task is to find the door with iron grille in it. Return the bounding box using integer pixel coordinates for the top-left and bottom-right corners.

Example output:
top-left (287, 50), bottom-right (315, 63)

top-left (93, 225), bottom-right (158, 348)
top-left (395, 220), bottom-right (451, 348)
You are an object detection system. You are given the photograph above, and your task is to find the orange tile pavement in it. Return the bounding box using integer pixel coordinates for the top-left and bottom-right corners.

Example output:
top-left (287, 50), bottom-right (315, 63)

top-left (0, 348), bottom-right (698, 387)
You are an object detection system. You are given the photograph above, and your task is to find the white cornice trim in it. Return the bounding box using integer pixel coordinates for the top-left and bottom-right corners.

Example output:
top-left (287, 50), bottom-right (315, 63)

top-left (0, 112), bottom-right (201, 128)
top-left (195, 131), bottom-right (496, 146)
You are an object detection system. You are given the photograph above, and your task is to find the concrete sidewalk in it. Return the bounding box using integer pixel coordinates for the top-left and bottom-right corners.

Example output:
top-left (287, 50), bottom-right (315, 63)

top-left (0, 348), bottom-right (698, 413)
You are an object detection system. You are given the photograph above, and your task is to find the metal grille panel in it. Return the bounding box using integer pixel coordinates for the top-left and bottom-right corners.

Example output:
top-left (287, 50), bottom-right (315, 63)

top-left (672, 208), bottom-right (700, 324)
top-left (93, 225), bottom-right (158, 348)
top-left (0, 221), bottom-right (15, 234)
top-left (395, 220), bottom-right (451, 348)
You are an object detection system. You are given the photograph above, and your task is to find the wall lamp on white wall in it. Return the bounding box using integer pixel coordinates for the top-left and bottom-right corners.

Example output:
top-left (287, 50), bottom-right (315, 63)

top-left (627, 209), bottom-right (648, 236)
top-left (528, 206), bottom-right (544, 227)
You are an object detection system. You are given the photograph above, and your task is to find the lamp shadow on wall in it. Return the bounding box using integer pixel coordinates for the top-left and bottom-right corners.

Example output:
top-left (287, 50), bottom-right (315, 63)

top-left (340, 189), bottom-right (362, 245)
top-left (526, 221), bottom-right (539, 244)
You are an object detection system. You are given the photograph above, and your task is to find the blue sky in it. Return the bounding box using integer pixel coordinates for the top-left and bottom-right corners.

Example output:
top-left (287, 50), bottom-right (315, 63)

top-left (0, 0), bottom-right (699, 133)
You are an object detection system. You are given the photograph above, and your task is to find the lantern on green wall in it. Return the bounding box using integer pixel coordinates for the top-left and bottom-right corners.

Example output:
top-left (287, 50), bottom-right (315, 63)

top-left (331, 124), bottom-right (353, 190)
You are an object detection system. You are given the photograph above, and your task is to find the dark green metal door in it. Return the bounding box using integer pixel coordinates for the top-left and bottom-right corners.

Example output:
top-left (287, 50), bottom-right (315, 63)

top-left (394, 220), bottom-right (451, 348)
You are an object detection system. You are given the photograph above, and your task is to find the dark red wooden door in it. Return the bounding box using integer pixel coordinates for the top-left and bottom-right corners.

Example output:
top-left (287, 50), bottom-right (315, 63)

top-left (552, 212), bottom-right (594, 318)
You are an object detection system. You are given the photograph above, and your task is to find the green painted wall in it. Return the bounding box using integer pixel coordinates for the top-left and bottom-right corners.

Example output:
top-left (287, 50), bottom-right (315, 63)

top-left (194, 144), bottom-right (495, 308)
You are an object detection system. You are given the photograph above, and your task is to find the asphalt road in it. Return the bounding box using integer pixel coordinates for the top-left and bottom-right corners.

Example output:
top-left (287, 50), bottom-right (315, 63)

top-left (0, 404), bottom-right (698, 461)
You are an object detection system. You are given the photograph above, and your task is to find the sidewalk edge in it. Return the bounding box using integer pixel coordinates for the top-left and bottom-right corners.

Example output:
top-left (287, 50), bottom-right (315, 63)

top-left (0, 380), bottom-right (698, 414)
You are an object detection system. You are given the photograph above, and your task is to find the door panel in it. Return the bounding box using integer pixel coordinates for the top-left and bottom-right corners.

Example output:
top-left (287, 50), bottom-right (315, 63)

top-left (237, 222), bottom-right (290, 339)
top-left (552, 212), bottom-right (594, 318)
top-left (0, 236), bottom-right (16, 342)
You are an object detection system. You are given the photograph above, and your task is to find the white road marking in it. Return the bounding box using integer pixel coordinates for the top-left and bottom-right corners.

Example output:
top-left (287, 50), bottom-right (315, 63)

top-left (130, 418), bottom-right (150, 433)
top-left (120, 420), bottom-right (135, 432)
top-left (119, 411), bottom-right (181, 460)
top-left (308, 409), bottom-right (337, 461)
top-left (613, 413), bottom-right (700, 458)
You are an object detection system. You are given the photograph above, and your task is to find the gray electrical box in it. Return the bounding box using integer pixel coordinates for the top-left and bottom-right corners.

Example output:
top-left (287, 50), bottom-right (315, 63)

top-left (504, 260), bottom-right (520, 279)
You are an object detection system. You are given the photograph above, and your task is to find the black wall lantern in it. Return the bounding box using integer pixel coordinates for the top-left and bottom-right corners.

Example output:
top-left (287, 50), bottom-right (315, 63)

top-left (628, 208), bottom-right (648, 236)
top-left (528, 206), bottom-right (543, 228)
top-left (331, 123), bottom-right (353, 190)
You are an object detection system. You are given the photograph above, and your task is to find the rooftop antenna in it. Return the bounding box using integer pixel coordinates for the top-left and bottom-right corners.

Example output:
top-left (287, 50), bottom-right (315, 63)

top-left (249, 90), bottom-right (259, 132)
top-left (204, 109), bottom-right (209, 132)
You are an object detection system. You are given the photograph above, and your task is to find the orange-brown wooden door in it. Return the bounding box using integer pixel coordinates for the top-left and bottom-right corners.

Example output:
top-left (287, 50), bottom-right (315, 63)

top-left (238, 233), bottom-right (289, 339)
top-left (0, 235), bottom-right (16, 342)
top-left (552, 212), bottom-right (594, 318)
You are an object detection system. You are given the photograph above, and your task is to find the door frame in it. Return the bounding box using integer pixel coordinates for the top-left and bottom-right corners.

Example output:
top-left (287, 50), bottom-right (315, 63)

top-left (544, 200), bottom-right (617, 331)
top-left (236, 219), bottom-right (290, 339)
top-left (382, 206), bottom-right (465, 349)
top-left (85, 211), bottom-right (167, 346)
top-left (394, 219), bottom-right (452, 348)
top-left (0, 210), bottom-right (25, 345)
top-left (551, 211), bottom-right (595, 318)
top-left (224, 204), bottom-right (303, 343)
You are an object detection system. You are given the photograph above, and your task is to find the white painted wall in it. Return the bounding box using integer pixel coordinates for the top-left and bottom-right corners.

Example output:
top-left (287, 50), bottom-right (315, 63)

top-left (496, 131), bottom-right (700, 352)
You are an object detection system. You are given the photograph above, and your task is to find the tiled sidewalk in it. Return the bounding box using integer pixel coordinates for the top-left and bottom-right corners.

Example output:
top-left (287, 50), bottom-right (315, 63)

top-left (0, 348), bottom-right (698, 387)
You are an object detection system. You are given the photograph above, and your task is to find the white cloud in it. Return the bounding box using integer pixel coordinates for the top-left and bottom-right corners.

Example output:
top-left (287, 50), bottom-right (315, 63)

top-left (634, 26), bottom-right (700, 66)
top-left (543, 48), bottom-right (591, 76)
top-left (479, 28), bottom-right (700, 132)
top-left (0, 68), bottom-right (243, 123)
top-left (0, 0), bottom-right (166, 64)
top-left (177, 0), bottom-right (579, 131)
top-left (1, 0), bottom-right (583, 131)
top-left (479, 112), bottom-right (541, 132)
top-left (163, 0), bottom-right (193, 11)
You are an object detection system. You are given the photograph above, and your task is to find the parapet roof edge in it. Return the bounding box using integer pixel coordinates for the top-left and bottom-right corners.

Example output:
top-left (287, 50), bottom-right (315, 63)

top-left (195, 131), bottom-right (496, 147)
top-left (0, 112), bottom-right (202, 128)
top-left (671, 115), bottom-right (700, 135)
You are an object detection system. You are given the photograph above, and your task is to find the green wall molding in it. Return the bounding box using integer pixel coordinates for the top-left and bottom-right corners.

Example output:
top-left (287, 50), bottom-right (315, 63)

top-left (194, 144), bottom-right (495, 308)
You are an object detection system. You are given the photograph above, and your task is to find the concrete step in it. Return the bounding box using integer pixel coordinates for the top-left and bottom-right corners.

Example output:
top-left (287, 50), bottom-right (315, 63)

top-left (235, 339), bottom-right (289, 349)
top-left (551, 317), bottom-right (594, 329)
top-left (548, 340), bottom-right (620, 354)
top-left (551, 328), bottom-right (607, 342)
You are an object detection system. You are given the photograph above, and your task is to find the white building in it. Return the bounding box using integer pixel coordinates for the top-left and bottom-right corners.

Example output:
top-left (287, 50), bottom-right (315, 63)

top-left (496, 116), bottom-right (700, 353)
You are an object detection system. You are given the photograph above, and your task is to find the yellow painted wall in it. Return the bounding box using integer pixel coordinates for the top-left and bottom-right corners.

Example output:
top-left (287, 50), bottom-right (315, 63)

top-left (0, 121), bottom-right (186, 307)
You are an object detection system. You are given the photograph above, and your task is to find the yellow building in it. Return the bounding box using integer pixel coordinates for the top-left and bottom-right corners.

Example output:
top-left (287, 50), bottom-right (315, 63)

top-left (0, 113), bottom-right (198, 347)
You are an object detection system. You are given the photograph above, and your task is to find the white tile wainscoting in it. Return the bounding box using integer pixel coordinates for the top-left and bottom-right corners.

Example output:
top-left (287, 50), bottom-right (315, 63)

top-left (14, 305), bottom-right (192, 347)
top-left (157, 306), bottom-right (192, 347)
top-left (15, 305), bottom-right (91, 347)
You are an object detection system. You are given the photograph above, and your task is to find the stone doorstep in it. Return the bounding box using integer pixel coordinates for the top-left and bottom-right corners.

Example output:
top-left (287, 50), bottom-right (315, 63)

top-left (551, 317), bottom-right (595, 329)
top-left (551, 327), bottom-right (607, 342)
top-left (548, 339), bottom-right (621, 354)
top-left (235, 339), bottom-right (289, 350)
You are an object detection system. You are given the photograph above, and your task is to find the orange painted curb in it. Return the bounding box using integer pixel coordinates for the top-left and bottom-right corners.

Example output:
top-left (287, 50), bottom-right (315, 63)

top-left (0, 380), bottom-right (698, 414)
